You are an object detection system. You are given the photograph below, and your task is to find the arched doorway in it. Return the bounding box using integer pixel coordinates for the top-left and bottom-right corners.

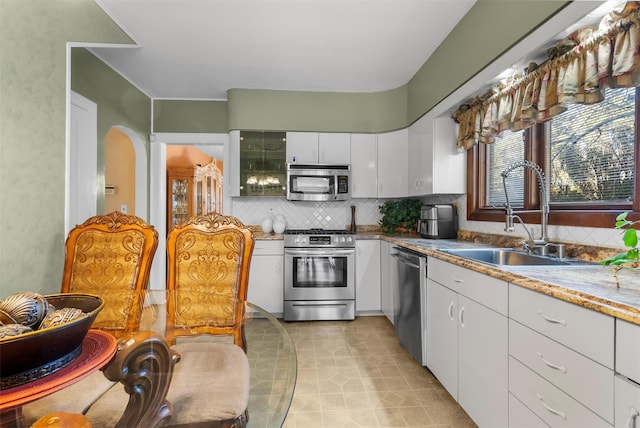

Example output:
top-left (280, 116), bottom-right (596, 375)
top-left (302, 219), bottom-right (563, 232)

top-left (104, 126), bottom-right (147, 220)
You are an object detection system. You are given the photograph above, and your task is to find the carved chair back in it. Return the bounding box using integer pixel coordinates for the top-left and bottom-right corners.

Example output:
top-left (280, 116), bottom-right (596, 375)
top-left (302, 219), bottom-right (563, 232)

top-left (61, 211), bottom-right (159, 338)
top-left (165, 213), bottom-right (255, 350)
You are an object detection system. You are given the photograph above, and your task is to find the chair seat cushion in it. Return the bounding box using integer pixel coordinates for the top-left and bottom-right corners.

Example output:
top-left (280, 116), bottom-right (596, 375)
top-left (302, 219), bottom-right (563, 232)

top-left (167, 341), bottom-right (250, 424)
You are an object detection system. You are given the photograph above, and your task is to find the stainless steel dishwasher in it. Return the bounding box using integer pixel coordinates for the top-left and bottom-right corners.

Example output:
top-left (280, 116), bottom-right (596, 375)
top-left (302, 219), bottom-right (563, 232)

top-left (391, 247), bottom-right (427, 365)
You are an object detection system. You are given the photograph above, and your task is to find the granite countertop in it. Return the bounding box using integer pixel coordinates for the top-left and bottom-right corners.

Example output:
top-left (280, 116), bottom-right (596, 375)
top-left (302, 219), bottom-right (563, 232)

top-left (253, 228), bottom-right (640, 325)
top-left (385, 236), bottom-right (640, 326)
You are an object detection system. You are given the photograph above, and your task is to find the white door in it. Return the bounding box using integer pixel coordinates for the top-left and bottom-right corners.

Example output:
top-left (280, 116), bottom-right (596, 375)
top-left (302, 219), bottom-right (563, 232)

top-left (68, 91), bottom-right (97, 234)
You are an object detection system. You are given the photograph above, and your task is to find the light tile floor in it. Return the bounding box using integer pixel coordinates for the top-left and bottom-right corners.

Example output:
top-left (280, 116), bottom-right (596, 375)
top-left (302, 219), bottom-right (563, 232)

top-left (280, 316), bottom-right (477, 428)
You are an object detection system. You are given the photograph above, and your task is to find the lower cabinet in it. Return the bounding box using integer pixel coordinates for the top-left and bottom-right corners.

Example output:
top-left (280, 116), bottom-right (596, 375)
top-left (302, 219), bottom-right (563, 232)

top-left (355, 240), bottom-right (381, 314)
top-left (426, 257), bottom-right (508, 428)
top-left (615, 375), bottom-right (640, 428)
top-left (380, 240), bottom-right (394, 323)
top-left (509, 284), bottom-right (615, 427)
top-left (247, 240), bottom-right (284, 315)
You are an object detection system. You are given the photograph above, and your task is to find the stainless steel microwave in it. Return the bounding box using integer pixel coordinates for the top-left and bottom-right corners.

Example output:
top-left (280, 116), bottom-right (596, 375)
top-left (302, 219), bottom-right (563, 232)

top-left (286, 164), bottom-right (350, 201)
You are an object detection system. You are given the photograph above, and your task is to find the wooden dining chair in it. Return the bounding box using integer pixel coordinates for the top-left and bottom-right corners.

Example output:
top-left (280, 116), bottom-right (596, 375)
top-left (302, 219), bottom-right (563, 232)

top-left (164, 213), bottom-right (255, 427)
top-left (61, 211), bottom-right (159, 338)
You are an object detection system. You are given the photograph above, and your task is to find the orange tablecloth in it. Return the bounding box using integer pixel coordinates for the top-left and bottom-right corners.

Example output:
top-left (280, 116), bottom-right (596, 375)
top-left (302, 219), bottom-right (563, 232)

top-left (0, 330), bottom-right (117, 412)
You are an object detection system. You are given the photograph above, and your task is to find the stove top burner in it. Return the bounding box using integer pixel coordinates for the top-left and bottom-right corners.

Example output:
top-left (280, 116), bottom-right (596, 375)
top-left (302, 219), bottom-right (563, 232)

top-left (285, 228), bottom-right (354, 236)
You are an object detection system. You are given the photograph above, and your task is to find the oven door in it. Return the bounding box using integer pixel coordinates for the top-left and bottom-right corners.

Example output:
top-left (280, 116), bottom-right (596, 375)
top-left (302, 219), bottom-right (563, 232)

top-left (284, 248), bottom-right (355, 301)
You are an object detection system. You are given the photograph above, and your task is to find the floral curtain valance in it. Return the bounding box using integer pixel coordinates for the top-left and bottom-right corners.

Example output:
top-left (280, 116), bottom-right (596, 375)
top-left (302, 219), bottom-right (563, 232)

top-left (452, 1), bottom-right (640, 151)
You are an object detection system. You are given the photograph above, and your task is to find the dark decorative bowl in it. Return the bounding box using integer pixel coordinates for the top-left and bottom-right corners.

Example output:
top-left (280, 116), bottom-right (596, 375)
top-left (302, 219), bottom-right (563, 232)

top-left (0, 293), bottom-right (104, 388)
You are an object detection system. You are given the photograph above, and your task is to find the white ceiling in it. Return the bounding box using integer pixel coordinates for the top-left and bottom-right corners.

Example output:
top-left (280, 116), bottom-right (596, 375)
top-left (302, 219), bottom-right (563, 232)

top-left (91, 0), bottom-right (476, 100)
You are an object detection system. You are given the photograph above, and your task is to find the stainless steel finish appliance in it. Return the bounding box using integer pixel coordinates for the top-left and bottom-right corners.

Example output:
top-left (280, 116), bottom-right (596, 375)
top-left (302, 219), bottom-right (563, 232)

top-left (284, 229), bottom-right (355, 321)
top-left (286, 164), bottom-right (351, 201)
top-left (417, 204), bottom-right (457, 239)
top-left (391, 247), bottom-right (427, 365)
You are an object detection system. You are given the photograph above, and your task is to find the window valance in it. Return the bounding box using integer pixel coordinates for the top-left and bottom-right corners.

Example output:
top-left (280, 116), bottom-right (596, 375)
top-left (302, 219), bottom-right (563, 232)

top-left (452, 1), bottom-right (640, 151)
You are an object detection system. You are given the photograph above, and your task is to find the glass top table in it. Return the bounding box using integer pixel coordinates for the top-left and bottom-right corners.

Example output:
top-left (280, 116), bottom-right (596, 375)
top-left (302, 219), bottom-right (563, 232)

top-left (14, 290), bottom-right (297, 428)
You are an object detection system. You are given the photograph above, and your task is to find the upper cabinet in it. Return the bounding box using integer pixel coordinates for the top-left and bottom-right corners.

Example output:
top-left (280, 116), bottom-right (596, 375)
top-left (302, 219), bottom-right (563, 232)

top-left (350, 133), bottom-right (378, 198)
top-left (236, 130), bottom-right (287, 197)
top-left (286, 132), bottom-right (350, 164)
top-left (377, 129), bottom-right (408, 198)
top-left (409, 112), bottom-right (464, 196)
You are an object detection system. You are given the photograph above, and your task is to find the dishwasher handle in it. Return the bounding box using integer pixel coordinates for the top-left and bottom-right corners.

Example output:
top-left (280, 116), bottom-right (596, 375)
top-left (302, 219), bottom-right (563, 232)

top-left (391, 248), bottom-right (423, 269)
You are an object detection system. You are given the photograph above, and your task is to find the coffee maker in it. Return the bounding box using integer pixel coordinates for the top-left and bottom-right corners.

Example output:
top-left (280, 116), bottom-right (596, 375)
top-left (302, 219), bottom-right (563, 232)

top-left (417, 204), bottom-right (457, 239)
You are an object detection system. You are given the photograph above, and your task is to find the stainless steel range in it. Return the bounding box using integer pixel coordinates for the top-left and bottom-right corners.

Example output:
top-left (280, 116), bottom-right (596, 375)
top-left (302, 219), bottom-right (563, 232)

top-left (283, 229), bottom-right (355, 321)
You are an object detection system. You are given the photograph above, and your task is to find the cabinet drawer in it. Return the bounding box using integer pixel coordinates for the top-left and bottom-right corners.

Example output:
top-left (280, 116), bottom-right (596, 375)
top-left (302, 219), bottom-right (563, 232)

top-left (616, 319), bottom-right (640, 384)
top-left (509, 357), bottom-right (611, 427)
top-left (252, 240), bottom-right (284, 256)
top-left (428, 257), bottom-right (507, 315)
top-left (510, 320), bottom-right (614, 423)
top-left (509, 393), bottom-right (550, 428)
top-left (509, 284), bottom-right (614, 368)
top-left (615, 375), bottom-right (640, 428)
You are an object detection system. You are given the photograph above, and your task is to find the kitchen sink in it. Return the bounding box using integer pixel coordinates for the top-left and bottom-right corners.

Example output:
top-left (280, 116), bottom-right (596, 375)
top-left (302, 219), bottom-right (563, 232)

top-left (440, 248), bottom-right (597, 267)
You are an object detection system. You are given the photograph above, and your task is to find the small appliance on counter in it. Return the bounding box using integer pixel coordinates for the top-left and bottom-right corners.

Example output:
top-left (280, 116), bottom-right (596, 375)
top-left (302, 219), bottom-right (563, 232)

top-left (417, 204), bottom-right (457, 239)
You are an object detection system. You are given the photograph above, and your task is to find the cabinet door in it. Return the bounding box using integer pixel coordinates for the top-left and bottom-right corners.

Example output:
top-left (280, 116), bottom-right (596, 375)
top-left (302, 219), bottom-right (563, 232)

top-left (426, 279), bottom-right (458, 399)
top-left (350, 133), bottom-right (377, 198)
top-left (247, 242), bottom-right (284, 315)
top-left (615, 375), bottom-right (640, 428)
top-left (458, 295), bottom-right (508, 428)
top-left (379, 240), bottom-right (392, 323)
top-left (239, 131), bottom-right (286, 196)
top-left (355, 240), bottom-right (381, 313)
top-left (318, 133), bottom-right (350, 164)
top-left (286, 131), bottom-right (318, 164)
top-left (377, 129), bottom-right (408, 197)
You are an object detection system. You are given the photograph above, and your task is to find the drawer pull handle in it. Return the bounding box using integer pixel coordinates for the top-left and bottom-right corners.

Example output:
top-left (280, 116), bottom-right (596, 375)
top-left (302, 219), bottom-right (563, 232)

top-left (536, 310), bottom-right (567, 326)
top-left (448, 302), bottom-right (454, 321)
top-left (537, 394), bottom-right (566, 420)
top-left (537, 352), bottom-right (567, 373)
top-left (453, 278), bottom-right (464, 283)
top-left (458, 306), bottom-right (465, 328)
top-left (627, 406), bottom-right (639, 428)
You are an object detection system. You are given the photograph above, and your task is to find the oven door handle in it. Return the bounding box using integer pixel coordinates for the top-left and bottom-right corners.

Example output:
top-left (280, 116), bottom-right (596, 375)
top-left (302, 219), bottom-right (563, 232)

top-left (285, 248), bottom-right (355, 256)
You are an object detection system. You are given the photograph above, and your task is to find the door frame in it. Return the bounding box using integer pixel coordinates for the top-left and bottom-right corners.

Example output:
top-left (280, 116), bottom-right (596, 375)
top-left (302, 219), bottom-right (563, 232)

top-left (149, 132), bottom-right (230, 290)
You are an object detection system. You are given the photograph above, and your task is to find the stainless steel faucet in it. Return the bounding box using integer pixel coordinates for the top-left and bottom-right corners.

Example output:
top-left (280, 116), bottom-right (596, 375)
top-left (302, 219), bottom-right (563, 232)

top-left (501, 160), bottom-right (565, 257)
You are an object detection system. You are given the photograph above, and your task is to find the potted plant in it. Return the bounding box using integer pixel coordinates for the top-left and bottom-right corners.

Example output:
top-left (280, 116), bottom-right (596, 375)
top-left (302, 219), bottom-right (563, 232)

top-left (600, 212), bottom-right (639, 288)
top-left (379, 199), bottom-right (422, 234)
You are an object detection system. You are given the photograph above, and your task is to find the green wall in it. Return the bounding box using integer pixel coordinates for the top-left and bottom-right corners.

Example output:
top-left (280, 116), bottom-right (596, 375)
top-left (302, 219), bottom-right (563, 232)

top-left (153, 100), bottom-right (228, 133)
top-left (71, 48), bottom-right (151, 214)
top-left (0, 0), bottom-right (133, 297)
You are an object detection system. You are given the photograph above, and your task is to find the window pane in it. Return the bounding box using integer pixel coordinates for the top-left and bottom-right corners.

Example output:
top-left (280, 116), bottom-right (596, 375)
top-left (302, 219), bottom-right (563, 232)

top-left (549, 87), bottom-right (635, 204)
top-left (486, 130), bottom-right (525, 207)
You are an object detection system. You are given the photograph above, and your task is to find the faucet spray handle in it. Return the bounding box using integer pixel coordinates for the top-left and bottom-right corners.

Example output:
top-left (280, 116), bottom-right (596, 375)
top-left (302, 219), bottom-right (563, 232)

top-left (504, 206), bottom-right (515, 232)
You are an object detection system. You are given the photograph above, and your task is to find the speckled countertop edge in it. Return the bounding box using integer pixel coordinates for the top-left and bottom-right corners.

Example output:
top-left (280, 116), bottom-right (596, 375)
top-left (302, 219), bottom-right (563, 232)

top-left (253, 230), bottom-right (640, 325)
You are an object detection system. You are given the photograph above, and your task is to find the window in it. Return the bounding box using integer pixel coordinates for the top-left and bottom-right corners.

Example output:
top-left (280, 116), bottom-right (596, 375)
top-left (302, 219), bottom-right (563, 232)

top-left (468, 88), bottom-right (639, 228)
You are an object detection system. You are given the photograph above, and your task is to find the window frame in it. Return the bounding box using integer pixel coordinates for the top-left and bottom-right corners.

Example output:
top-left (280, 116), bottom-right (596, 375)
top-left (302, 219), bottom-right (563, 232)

top-left (466, 89), bottom-right (640, 228)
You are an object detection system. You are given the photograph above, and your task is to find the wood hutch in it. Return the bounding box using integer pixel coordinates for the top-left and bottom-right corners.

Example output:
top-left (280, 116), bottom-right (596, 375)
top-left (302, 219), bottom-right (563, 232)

top-left (167, 160), bottom-right (223, 231)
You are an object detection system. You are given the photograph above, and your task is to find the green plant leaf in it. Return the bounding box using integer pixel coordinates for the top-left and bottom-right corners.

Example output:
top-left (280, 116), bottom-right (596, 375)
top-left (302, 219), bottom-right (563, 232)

top-left (622, 228), bottom-right (638, 248)
top-left (601, 253), bottom-right (638, 266)
top-left (616, 212), bottom-right (629, 222)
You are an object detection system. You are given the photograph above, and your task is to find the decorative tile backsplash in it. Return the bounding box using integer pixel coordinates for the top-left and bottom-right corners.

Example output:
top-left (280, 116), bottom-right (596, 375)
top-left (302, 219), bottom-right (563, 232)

top-left (230, 197), bottom-right (385, 229)
top-left (230, 194), bottom-right (625, 250)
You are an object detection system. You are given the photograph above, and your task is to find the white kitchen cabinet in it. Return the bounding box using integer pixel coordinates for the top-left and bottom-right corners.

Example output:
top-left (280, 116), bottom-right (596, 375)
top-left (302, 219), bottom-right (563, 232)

top-left (615, 375), bottom-right (640, 428)
top-left (286, 132), bottom-right (350, 164)
top-left (379, 240), bottom-right (393, 323)
top-left (376, 129), bottom-right (408, 198)
top-left (350, 133), bottom-right (378, 198)
top-left (247, 240), bottom-right (284, 316)
top-left (426, 257), bottom-right (508, 428)
top-left (509, 393), bottom-right (550, 428)
top-left (426, 278), bottom-right (458, 398)
top-left (355, 240), bottom-right (381, 314)
top-left (616, 319), bottom-right (640, 384)
top-left (509, 284), bottom-right (615, 426)
top-left (408, 113), bottom-right (465, 196)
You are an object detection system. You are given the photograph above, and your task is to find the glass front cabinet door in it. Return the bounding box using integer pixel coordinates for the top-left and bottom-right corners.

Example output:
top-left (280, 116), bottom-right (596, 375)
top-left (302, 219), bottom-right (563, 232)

top-left (239, 131), bottom-right (286, 196)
